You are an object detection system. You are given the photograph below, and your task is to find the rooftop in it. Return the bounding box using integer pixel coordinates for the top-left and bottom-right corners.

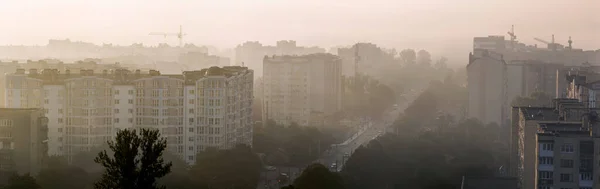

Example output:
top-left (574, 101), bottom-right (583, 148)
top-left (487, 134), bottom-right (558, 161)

top-left (8, 66), bottom-right (252, 85)
top-left (263, 53), bottom-right (340, 63)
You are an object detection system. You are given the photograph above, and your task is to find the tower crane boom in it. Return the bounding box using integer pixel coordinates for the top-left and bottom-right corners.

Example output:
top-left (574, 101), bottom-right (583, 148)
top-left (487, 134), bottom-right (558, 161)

top-left (148, 25), bottom-right (186, 47)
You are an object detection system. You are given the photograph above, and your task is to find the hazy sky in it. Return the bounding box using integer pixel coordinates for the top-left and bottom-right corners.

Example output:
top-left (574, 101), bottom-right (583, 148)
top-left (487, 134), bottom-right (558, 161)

top-left (0, 0), bottom-right (598, 61)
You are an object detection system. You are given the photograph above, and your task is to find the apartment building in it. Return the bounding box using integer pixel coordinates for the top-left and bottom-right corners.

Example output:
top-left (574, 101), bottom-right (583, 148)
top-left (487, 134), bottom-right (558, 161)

top-left (511, 98), bottom-right (600, 189)
top-left (467, 50), bottom-right (507, 126)
top-left (262, 54), bottom-right (342, 127)
top-left (235, 40), bottom-right (326, 78)
top-left (0, 108), bottom-right (47, 184)
top-left (337, 43), bottom-right (396, 77)
top-left (5, 66), bottom-right (253, 164)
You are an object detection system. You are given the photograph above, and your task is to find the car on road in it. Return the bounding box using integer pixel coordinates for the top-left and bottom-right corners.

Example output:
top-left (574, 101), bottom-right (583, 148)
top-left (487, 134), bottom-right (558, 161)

top-left (330, 163), bottom-right (337, 169)
top-left (277, 173), bottom-right (289, 184)
top-left (344, 152), bottom-right (349, 157)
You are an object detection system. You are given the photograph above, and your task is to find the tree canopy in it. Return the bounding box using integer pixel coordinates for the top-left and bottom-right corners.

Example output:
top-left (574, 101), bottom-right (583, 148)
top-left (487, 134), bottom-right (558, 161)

top-left (190, 144), bottom-right (262, 189)
top-left (94, 129), bottom-right (172, 189)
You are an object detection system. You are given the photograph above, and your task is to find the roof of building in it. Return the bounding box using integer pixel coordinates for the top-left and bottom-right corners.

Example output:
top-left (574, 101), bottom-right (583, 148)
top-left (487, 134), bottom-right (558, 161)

top-left (263, 53), bottom-right (340, 63)
top-left (7, 66), bottom-right (252, 86)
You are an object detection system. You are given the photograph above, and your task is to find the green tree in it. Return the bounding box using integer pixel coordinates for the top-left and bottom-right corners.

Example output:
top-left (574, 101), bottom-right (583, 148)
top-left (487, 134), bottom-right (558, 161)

top-left (399, 49), bottom-right (416, 65)
top-left (190, 144), bottom-right (261, 189)
top-left (417, 49), bottom-right (432, 66)
top-left (159, 152), bottom-right (194, 189)
top-left (37, 156), bottom-right (90, 189)
top-left (4, 173), bottom-right (40, 189)
top-left (93, 129), bottom-right (172, 189)
top-left (512, 91), bottom-right (552, 107)
top-left (292, 164), bottom-right (345, 189)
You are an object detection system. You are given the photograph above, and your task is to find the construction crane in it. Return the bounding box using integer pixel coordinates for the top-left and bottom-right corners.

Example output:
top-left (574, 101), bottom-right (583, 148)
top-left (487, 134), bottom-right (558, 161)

top-left (149, 25), bottom-right (186, 47)
top-left (534, 35), bottom-right (564, 51)
top-left (507, 25), bottom-right (517, 50)
top-left (533, 37), bottom-right (551, 45)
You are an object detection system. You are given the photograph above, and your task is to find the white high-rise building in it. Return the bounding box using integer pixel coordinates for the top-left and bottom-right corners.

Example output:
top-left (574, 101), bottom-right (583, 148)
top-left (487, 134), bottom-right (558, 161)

top-left (262, 54), bottom-right (342, 127)
top-left (5, 66), bottom-right (253, 164)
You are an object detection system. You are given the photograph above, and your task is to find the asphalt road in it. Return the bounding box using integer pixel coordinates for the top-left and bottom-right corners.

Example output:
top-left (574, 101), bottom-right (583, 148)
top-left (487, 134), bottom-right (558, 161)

top-left (321, 107), bottom-right (403, 172)
top-left (257, 107), bottom-right (404, 189)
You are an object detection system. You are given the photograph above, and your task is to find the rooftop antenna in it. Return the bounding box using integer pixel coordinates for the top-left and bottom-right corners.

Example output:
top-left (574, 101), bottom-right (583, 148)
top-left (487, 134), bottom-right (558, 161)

top-left (568, 36), bottom-right (573, 50)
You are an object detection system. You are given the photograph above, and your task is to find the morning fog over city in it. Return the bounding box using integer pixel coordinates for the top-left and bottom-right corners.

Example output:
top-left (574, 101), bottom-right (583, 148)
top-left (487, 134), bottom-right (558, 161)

top-left (0, 1), bottom-right (598, 189)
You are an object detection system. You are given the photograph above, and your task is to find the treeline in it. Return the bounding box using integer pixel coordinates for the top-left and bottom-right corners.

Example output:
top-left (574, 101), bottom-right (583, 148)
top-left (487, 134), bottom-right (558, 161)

top-left (341, 74), bottom-right (396, 119)
top-left (253, 120), bottom-right (342, 166)
top-left (1, 144), bottom-right (263, 189)
top-left (281, 74), bottom-right (507, 189)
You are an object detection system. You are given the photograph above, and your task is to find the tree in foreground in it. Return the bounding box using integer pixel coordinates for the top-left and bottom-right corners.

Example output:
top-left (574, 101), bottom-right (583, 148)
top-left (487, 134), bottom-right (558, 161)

top-left (94, 129), bottom-right (172, 189)
top-left (289, 163), bottom-right (345, 189)
top-left (3, 173), bottom-right (40, 189)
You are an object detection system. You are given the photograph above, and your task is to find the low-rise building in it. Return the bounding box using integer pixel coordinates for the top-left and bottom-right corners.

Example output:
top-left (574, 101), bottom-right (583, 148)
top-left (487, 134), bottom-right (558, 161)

top-left (0, 108), bottom-right (47, 184)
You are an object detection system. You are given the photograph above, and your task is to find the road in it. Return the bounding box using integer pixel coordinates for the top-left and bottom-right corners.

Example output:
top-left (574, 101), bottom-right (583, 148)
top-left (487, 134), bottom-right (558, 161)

top-left (320, 107), bottom-right (403, 172)
top-left (257, 107), bottom-right (404, 189)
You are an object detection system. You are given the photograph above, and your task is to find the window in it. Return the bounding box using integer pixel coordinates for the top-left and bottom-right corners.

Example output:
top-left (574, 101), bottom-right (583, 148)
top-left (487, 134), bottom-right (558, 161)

top-left (189, 128), bottom-right (194, 132)
top-left (189, 146), bottom-right (193, 150)
top-left (128, 90), bottom-right (134, 95)
top-left (128, 99), bottom-right (133, 104)
top-left (561, 144), bottom-right (574, 153)
top-left (189, 137), bottom-right (194, 142)
top-left (58, 109), bottom-right (63, 114)
top-left (542, 143), bottom-right (554, 151)
top-left (128, 118), bottom-right (133, 123)
top-left (560, 159), bottom-right (574, 168)
top-left (188, 156), bottom-right (193, 161)
top-left (129, 109), bottom-right (133, 113)
top-left (58, 118), bottom-right (63, 123)
top-left (115, 90), bottom-right (120, 95)
top-left (581, 172), bottom-right (593, 181)
top-left (44, 99), bottom-right (49, 104)
top-left (189, 109), bottom-right (194, 114)
top-left (114, 118), bottom-right (119, 123)
top-left (58, 137), bottom-right (62, 142)
top-left (539, 157), bottom-right (554, 165)
top-left (114, 109), bottom-right (119, 114)
top-left (115, 100), bottom-right (120, 104)
top-left (539, 171), bottom-right (553, 179)
top-left (189, 118), bottom-right (194, 123)
top-left (189, 90), bottom-right (195, 94)
top-left (560, 173), bottom-right (573, 182)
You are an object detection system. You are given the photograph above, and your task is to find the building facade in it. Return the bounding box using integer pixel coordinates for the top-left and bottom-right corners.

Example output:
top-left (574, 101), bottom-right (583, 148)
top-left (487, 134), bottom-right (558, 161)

top-left (0, 108), bottom-right (47, 184)
top-left (511, 98), bottom-right (600, 189)
top-left (262, 54), bottom-right (342, 127)
top-left (4, 67), bottom-right (253, 164)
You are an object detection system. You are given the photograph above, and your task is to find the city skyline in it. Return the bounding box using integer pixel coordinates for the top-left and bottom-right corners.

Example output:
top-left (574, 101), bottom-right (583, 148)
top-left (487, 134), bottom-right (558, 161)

top-left (1, 0), bottom-right (598, 65)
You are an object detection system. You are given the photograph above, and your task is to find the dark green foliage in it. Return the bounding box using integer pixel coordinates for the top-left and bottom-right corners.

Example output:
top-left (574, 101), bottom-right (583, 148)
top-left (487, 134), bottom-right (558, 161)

top-left (4, 173), bottom-right (40, 189)
top-left (158, 152), bottom-right (194, 189)
top-left (38, 156), bottom-right (90, 189)
top-left (93, 129), bottom-right (172, 189)
top-left (292, 164), bottom-right (345, 189)
top-left (190, 144), bottom-right (262, 189)
top-left (512, 91), bottom-right (552, 107)
top-left (253, 122), bottom-right (338, 166)
top-left (340, 79), bottom-right (504, 189)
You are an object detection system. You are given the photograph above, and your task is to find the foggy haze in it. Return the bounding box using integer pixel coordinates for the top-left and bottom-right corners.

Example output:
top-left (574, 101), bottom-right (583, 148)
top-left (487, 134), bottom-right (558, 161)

top-left (1, 0), bottom-right (598, 65)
